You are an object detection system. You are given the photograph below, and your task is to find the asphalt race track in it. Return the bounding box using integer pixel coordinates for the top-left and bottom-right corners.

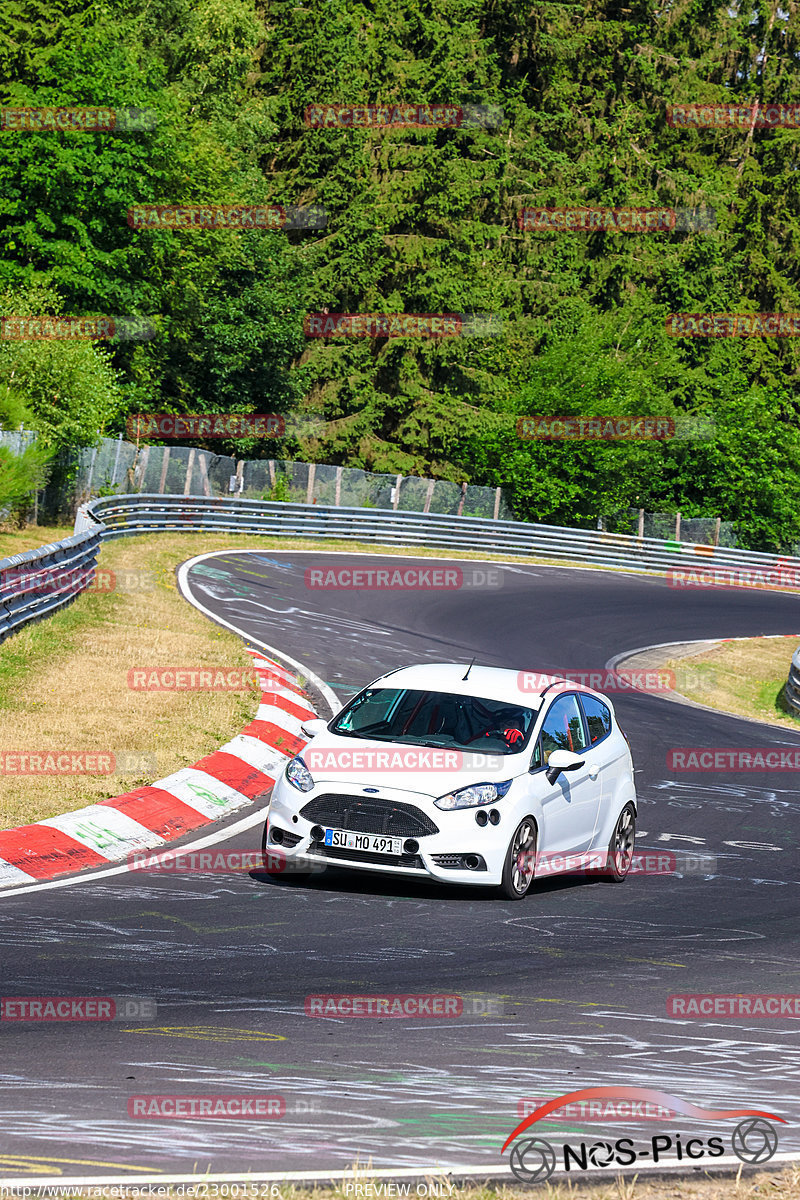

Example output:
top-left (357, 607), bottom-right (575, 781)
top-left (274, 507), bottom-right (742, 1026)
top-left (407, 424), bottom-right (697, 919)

top-left (2, 550), bottom-right (799, 1180)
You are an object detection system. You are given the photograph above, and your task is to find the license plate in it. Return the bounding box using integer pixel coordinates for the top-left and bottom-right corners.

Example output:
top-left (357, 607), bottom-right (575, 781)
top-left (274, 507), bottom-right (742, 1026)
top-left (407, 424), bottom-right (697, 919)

top-left (324, 828), bottom-right (403, 855)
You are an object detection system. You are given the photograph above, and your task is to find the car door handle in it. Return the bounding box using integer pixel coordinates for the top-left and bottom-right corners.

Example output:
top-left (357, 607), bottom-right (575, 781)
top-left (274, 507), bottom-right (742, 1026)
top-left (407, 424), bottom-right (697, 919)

top-left (587, 765), bottom-right (600, 780)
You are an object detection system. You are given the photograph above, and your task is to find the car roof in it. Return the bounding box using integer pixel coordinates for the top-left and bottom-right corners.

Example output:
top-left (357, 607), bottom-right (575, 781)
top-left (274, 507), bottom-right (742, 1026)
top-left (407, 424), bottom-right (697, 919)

top-left (371, 662), bottom-right (604, 707)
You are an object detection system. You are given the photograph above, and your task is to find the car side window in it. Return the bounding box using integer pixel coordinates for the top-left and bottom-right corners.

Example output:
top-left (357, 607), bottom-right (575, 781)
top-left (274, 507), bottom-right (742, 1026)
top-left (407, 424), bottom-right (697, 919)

top-left (580, 694), bottom-right (613, 745)
top-left (539, 694), bottom-right (588, 764)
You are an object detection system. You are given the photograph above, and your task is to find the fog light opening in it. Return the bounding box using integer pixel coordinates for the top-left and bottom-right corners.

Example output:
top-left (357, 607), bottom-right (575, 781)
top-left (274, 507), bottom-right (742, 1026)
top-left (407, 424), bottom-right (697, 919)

top-left (310, 825), bottom-right (325, 842)
top-left (270, 827), bottom-right (284, 845)
top-left (403, 838), bottom-right (420, 854)
top-left (488, 809), bottom-right (500, 825)
top-left (465, 854), bottom-right (481, 870)
top-left (475, 810), bottom-right (488, 827)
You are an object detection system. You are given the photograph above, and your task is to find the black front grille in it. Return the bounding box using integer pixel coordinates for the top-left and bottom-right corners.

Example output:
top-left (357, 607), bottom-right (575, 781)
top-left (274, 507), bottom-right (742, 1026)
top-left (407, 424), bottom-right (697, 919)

top-left (300, 794), bottom-right (439, 838)
top-left (312, 844), bottom-right (425, 870)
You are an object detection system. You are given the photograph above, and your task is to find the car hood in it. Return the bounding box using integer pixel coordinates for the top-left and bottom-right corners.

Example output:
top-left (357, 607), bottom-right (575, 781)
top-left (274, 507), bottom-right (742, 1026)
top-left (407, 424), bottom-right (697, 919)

top-left (300, 731), bottom-right (523, 798)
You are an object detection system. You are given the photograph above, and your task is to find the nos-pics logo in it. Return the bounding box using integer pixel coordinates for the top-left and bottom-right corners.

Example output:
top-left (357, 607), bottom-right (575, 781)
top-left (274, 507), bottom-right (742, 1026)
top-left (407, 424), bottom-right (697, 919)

top-left (502, 1087), bottom-right (784, 1184)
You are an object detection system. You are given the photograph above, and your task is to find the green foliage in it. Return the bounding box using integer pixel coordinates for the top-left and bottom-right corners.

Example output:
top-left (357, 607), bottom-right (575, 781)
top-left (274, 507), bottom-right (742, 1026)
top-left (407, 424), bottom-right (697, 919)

top-left (463, 311), bottom-right (800, 549)
top-left (264, 474), bottom-right (291, 502)
top-left (0, 0), bottom-right (309, 435)
top-left (250, 0), bottom-right (800, 549)
top-left (2, 0), bottom-right (800, 547)
top-left (0, 444), bottom-right (44, 521)
top-left (0, 375), bottom-right (50, 521)
top-left (0, 283), bottom-right (124, 449)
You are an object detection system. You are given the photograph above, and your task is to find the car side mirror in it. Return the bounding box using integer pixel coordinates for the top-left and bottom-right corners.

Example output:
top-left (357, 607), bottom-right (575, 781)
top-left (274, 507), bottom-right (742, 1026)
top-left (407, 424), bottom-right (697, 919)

top-left (545, 749), bottom-right (586, 785)
top-left (300, 718), bottom-right (328, 739)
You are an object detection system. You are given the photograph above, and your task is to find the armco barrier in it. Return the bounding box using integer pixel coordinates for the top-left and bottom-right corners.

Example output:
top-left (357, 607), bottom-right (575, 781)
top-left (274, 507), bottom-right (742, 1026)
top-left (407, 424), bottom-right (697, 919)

top-left (77, 492), bottom-right (800, 580)
top-left (784, 647), bottom-right (800, 718)
top-left (0, 529), bottom-right (101, 644)
top-left (6, 491), bottom-right (800, 646)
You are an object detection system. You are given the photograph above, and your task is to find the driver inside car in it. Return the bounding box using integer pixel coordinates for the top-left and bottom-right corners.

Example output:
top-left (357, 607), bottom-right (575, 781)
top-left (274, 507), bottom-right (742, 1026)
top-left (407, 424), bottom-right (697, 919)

top-left (470, 707), bottom-right (527, 748)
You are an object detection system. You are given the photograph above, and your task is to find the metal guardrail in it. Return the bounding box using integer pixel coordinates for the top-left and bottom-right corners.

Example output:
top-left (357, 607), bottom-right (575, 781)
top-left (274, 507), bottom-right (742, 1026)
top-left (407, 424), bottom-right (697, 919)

top-left (784, 647), bottom-right (800, 718)
top-left (5, 492), bottom-right (800, 662)
top-left (79, 493), bottom-right (800, 579)
top-left (0, 530), bottom-right (101, 644)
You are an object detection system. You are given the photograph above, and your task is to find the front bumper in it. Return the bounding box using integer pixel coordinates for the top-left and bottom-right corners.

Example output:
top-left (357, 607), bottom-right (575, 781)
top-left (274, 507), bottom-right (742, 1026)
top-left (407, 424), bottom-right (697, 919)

top-left (266, 779), bottom-right (509, 886)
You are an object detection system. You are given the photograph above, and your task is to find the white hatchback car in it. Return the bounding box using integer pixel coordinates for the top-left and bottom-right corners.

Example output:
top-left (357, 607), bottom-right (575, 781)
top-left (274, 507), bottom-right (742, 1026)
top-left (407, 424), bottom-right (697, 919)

top-left (264, 663), bottom-right (637, 899)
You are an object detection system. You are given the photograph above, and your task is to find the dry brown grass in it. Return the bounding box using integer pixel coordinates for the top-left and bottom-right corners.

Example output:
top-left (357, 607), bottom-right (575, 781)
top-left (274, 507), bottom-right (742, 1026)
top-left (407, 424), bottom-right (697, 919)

top-left (0, 533), bottom-right (264, 829)
top-left (0, 522), bottom-right (74, 558)
top-left (666, 636), bottom-right (800, 731)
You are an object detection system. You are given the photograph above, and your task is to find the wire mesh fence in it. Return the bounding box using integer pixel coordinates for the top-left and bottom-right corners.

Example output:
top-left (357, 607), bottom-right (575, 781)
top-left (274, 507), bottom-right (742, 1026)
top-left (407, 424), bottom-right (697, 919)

top-left (602, 508), bottom-right (738, 548)
top-left (2, 430), bottom-right (748, 545)
top-left (4, 431), bottom-right (512, 523)
top-left (0, 430), bottom-right (38, 456)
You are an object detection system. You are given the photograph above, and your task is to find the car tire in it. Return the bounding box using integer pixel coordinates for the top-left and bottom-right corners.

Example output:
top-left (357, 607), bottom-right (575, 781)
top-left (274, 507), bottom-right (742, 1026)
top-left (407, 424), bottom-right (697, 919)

top-left (499, 817), bottom-right (537, 900)
top-left (603, 803), bottom-right (636, 882)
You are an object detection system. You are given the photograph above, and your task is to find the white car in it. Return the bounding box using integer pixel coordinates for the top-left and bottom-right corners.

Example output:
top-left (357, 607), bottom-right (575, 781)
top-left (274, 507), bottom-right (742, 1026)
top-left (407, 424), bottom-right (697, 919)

top-left (264, 663), bottom-right (637, 899)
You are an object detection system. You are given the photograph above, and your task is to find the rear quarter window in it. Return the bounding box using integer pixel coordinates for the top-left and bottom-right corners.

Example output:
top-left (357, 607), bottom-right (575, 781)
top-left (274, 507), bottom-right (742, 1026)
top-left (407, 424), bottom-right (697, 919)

top-left (580, 694), bottom-right (613, 745)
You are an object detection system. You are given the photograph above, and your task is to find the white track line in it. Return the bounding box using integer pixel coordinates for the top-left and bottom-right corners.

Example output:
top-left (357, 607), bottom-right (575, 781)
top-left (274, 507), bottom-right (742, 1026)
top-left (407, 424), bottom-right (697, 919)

top-left (177, 550), bottom-right (341, 714)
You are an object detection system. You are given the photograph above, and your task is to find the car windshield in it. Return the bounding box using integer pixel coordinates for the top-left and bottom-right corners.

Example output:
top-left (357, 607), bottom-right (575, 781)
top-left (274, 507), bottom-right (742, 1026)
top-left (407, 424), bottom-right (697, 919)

top-left (330, 687), bottom-right (537, 755)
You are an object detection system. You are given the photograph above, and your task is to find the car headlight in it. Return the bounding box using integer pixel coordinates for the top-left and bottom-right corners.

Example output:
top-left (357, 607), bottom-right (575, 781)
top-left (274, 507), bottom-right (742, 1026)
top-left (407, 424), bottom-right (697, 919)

top-left (285, 755), bottom-right (315, 793)
top-left (434, 780), bottom-right (512, 810)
